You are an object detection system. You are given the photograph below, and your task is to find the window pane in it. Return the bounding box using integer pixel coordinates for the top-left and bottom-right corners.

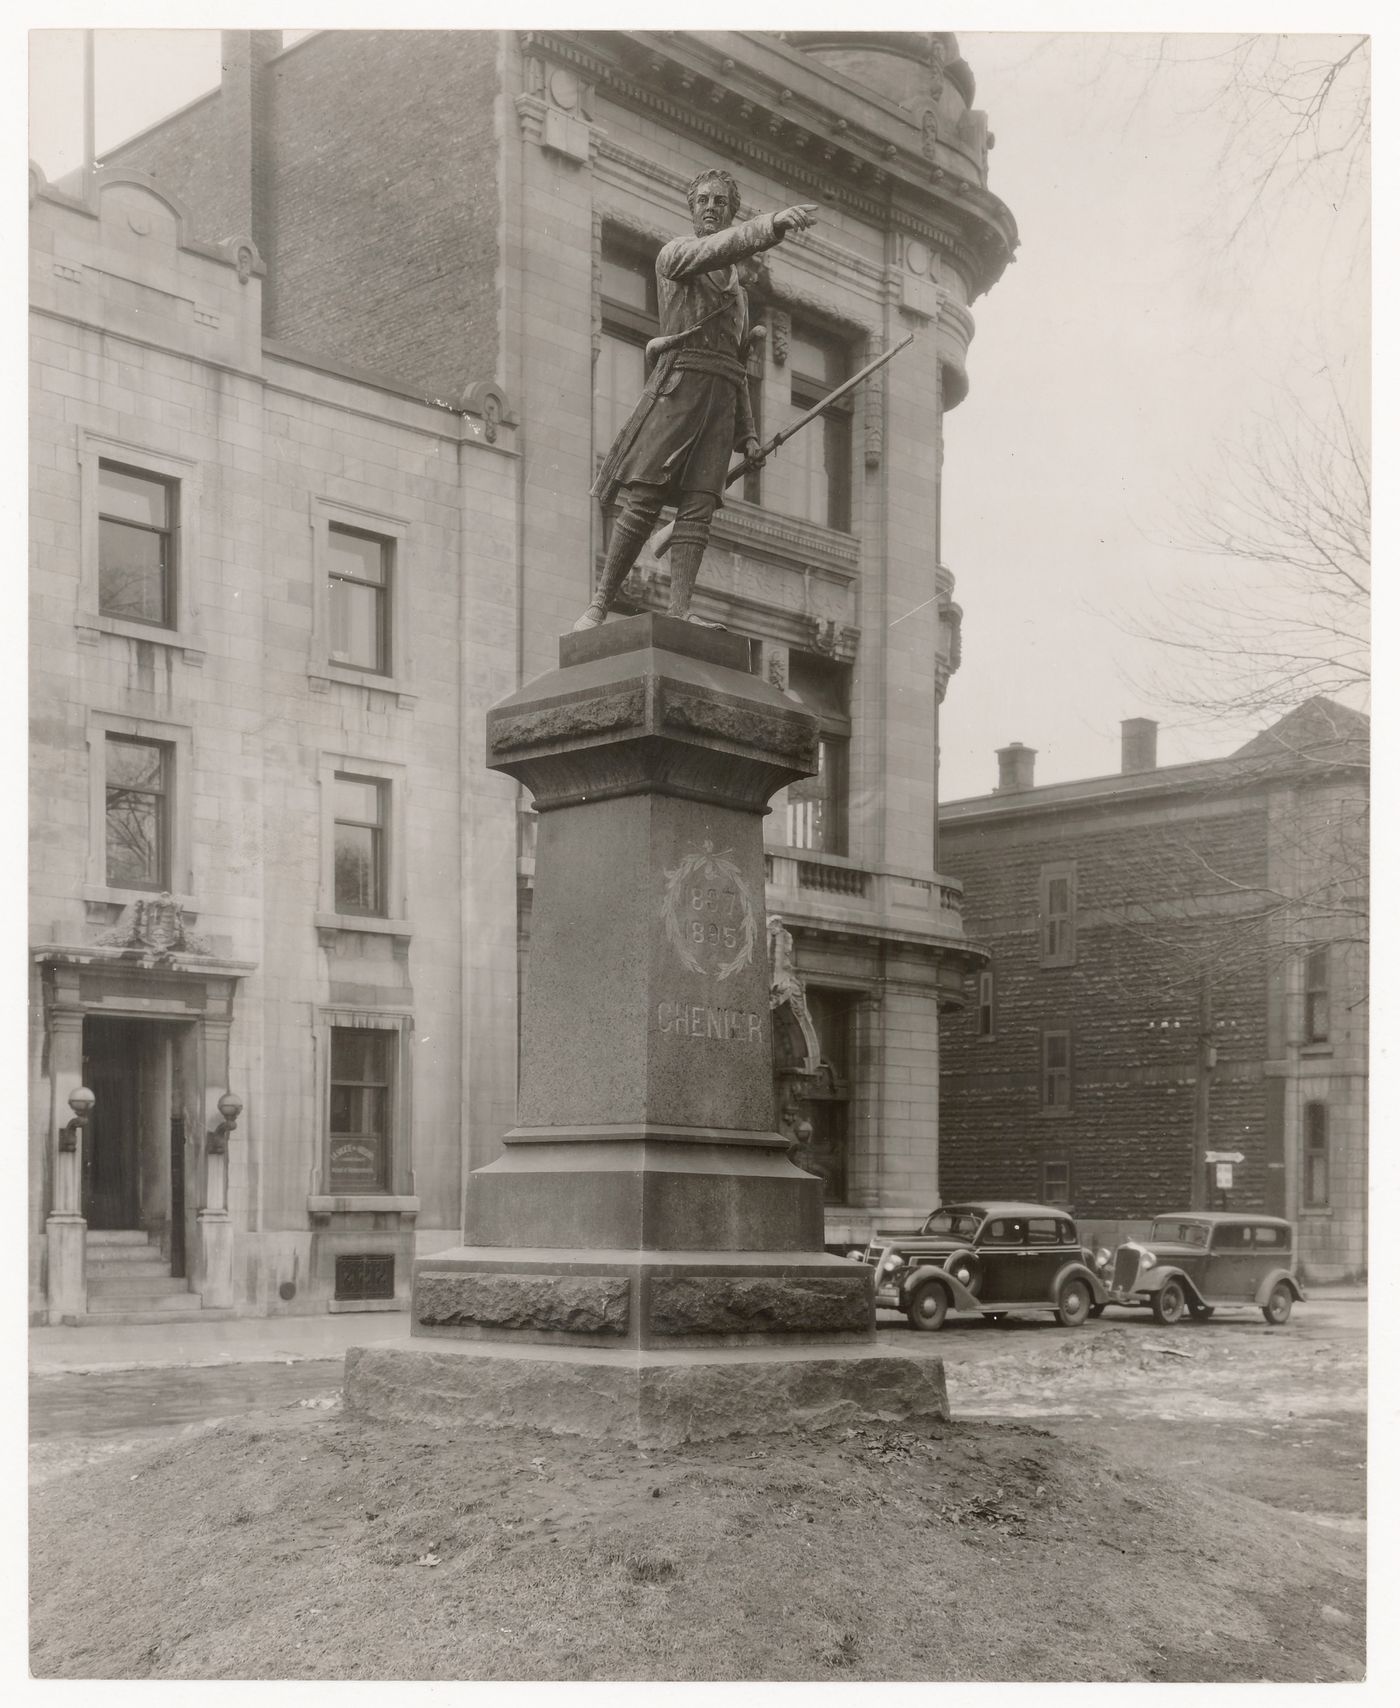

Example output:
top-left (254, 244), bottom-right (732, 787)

top-left (1046, 1034), bottom-right (1070, 1069)
top-left (98, 463), bottom-right (168, 528)
top-left (330, 576), bottom-right (386, 671)
top-left (333, 775), bottom-right (382, 826)
top-left (332, 1028), bottom-right (390, 1086)
top-left (1047, 878), bottom-right (1069, 914)
top-left (327, 526), bottom-right (386, 586)
top-left (106, 737), bottom-right (165, 792)
top-left (601, 251), bottom-right (655, 314)
top-left (329, 1028), bottom-right (390, 1190)
top-left (106, 792), bottom-right (162, 887)
top-left (99, 518), bottom-right (169, 623)
top-left (334, 823), bottom-right (381, 913)
top-left (790, 330), bottom-right (843, 387)
top-left (594, 333), bottom-right (646, 451)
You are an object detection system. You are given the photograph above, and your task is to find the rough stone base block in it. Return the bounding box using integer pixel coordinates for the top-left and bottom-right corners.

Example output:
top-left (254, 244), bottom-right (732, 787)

top-left (344, 1339), bottom-right (949, 1449)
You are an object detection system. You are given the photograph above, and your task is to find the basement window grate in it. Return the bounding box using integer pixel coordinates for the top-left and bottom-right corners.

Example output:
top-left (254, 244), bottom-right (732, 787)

top-left (335, 1254), bottom-right (395, 1301)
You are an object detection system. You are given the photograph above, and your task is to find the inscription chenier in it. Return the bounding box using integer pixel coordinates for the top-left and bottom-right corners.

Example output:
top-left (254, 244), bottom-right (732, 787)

top-left (658, 1001), bottom-right (763, 1043)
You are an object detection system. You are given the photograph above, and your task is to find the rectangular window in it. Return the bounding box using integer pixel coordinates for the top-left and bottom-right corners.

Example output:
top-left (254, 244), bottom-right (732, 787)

top-left (1304, 946), bottom-right (1330, 1043)
top-left (104, 735), bottom-right (170, 890)
top-left (97, 460), bottom-right (175, 627)
top-left (1304, 1102), bottom-right (1329, 1207)
top-left (976, 968), bottom-right (995, 1038)
top-left (1040, 862), bottom-right (1077, 967)
top-left (786, 323), bottom-right (852, 531)
top-left (1027, 1215), bottom-right (1062, 1245)
top-left (333, 773), bottom-right (386, 916)
top-left (328, 523), bottom-right (391, 674)
top-left (1042, 1162), bottom-right (1071, 1207)
top-left (328, 1028), bottom-right (392, 1192)
top-left (595, 235), bottom-right (659, 453)
top-left (785, 652), bottom-right (851, 855)
top-left (1042, 1029), bottom-right (1072, 1111)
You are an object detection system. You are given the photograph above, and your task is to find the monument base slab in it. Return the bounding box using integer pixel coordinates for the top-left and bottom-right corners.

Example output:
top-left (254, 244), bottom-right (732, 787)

top-left (344, 1339), bottom-right (949, 1449)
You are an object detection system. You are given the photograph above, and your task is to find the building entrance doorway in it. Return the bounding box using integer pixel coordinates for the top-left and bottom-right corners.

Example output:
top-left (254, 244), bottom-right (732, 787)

top-left (81, 1016), bottom-right (194, 1270)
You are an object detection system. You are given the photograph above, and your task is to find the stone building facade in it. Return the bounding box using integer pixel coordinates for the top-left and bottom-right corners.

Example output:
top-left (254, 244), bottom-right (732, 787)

top-left (938, 704), bottom-right (1368, 1281)
top-left (28, 166), bottom-right (520, 1323)
top-left (30, 29), bottom-right (1018, 1321)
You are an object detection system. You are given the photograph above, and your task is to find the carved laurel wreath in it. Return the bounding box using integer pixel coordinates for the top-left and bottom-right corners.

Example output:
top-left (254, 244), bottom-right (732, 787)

top-left (660, 844), bottom-right (758, 982)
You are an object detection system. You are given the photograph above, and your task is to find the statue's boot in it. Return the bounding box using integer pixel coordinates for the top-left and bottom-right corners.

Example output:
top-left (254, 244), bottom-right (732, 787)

top-left (572, 511), bottom-right (655, 631)
top-left (665, 538), bottom-right (723, 628)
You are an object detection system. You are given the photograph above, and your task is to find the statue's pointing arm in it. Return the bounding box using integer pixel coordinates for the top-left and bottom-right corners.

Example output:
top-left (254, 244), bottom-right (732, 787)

top-left (658, 214), bottom-right (783, 280)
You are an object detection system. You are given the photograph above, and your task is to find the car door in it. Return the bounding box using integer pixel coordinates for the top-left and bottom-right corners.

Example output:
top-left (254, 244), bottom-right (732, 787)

top-left (1021, 1216), bottom-right (1066, 1302)
top-left (976, 1216), bottom-right (1027, 1302)
top-left (1200, 1221), bottom-right (1256, 1301)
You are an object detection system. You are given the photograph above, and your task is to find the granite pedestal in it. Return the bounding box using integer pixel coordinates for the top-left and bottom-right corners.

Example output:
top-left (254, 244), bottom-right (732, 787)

top-left (345, 615), bottom-right (948, 1442)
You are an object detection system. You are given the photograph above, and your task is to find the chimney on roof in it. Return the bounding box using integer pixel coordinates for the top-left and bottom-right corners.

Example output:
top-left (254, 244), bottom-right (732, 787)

top-left (1120, 718), bottom-right (1159, 774)
top-left (220, 30), bottom-right (279, 258)
top-left (995, 742), bottom-right (1036, 793)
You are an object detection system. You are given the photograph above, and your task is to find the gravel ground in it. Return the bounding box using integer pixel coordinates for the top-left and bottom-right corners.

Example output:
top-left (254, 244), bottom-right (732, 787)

top-left (29, 1299), bottom-right (1367, 1681)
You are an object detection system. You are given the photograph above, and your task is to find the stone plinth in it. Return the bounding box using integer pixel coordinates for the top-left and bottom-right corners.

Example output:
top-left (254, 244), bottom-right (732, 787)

top-left (347, 616), bottom-right (946, 1433)
top-left (346, 1340), bottom-right (949, 1450)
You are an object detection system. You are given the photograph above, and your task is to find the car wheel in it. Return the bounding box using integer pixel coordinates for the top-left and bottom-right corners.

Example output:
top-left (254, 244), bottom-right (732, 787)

top-left (1151, 1279), bottom-right (1186, 1325)
top-left (1262, 1283), bottom-right (1294, 1326)
top-left (907, 1281), bottom-right (949, 1332)
top-left (944, 1251), bottom-right (982, 1296)
top-left (1187, 1300), bottom-right (1215, 1322)
top-left (1055, 1277), bottom-right (1092, 1328)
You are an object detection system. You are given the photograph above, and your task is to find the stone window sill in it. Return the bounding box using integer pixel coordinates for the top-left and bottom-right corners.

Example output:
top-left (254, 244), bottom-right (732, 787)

top-left (314, 913), bottom-right (413, 939)
top-left (77, 612), bottom-right (206, 662)
top-left (309, 665), bottom-right (417, 709)
top-left (82, 883), bottom-right (196, 909)
top-left (1300, 1208), bottom-right (1335, 1219)
top-left (1299, 1043), bottom-right (1334, 1058)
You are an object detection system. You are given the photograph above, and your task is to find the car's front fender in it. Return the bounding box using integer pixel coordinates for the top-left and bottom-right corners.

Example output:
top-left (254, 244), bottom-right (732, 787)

top-left (1135, 1264), bottom-right (1204, 1305)
top-left (1254, 1267), bottom-right (1307, 1306)
top-left (1051, 1259), bottom-right (1108, 1305)
top-left (901, 1264), bottom-right (981, 1314)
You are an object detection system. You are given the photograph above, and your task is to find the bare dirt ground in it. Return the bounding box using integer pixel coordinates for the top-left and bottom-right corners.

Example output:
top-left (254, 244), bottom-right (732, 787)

top-left (29, 1300), bottom-right (1366, 1682)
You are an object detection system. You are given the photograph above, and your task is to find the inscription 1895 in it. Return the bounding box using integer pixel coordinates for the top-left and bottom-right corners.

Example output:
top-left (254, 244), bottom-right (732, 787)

top-left (660, 843), bottom-right (757, 981)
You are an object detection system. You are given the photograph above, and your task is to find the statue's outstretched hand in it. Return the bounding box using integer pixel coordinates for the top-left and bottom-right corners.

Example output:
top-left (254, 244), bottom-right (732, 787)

top-left (774, 204), bottom-right (820, 237)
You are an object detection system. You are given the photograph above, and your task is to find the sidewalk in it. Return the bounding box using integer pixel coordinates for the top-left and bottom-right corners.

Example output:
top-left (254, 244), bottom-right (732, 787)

top-left (29, 1309), bottom-right (413, 1375)
top-left (31, 1288), bottom-right (1366, 1376)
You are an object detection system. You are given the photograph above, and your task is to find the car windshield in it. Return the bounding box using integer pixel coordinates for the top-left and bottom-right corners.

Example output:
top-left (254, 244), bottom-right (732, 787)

top-left (921, 1208), bottom-right (982, 1238)
top-left (1149, 1219), bottom-right (1210, 1247)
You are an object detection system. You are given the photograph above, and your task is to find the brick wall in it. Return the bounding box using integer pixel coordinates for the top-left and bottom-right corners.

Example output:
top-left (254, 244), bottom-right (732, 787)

top-left (939, 794), bottom-right (1273, 1218)
top-left (106, 32), bottom-right (503, 399)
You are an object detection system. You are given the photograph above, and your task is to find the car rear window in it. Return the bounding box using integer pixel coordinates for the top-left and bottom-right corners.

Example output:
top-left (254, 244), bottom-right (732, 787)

top-left (1027, 1218), bottom-right (1061, 1246)
top-left (982, 1218), bottom-right (1025, 1245)
top-left (1252, 1225), bottom-right (1285, 1247)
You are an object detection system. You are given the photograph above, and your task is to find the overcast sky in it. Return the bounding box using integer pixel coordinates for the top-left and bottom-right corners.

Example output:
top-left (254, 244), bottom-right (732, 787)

top-left (26, 15), bottom-right (1372, 801)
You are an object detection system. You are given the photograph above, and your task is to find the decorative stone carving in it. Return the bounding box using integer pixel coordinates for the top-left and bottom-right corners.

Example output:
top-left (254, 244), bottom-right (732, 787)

top-left (417, 1272), bottom-right (630, 1336)
top-left (98, 894), bottom-right (212, 958)
top-left (461, 379), bottom-right (517, 445)
top-left (864, 344), bottom-right (886, 468)
top-left (489, 687), bottom-right (646, 755)
top-left (921, 107), bottom-right (939, 160)
top-left (661, 689), bottom-right (818, 765)
top-left (770, 309), bottom-right (790, 367)
top-left (648, 1275), bottom-right (871, 1336)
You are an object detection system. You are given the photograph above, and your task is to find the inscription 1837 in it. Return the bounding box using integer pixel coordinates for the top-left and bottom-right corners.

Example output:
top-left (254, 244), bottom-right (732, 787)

top-left (659, 843), bottom-right (758, 981)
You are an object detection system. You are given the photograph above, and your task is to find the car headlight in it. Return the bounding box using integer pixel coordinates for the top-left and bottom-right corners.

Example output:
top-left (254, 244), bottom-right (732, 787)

top-left (1094, 1248), bottom-right (1111, 1271)
top-left (879, 1254), bottom-right (905, 1278)
top-left (1138, 1249), bottom-right (1157, 1271)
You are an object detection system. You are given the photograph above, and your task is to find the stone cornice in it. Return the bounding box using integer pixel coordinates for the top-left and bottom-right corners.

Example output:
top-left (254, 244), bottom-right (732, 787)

top-left (520, 29), bottom-right (1016, 298)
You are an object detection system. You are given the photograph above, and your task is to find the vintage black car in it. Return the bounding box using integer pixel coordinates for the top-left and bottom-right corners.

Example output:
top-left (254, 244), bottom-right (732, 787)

top-left (864, 1200), bottom-right (1107, 1331)
top-left (1104, 1211), bottom-right (1305, 1325)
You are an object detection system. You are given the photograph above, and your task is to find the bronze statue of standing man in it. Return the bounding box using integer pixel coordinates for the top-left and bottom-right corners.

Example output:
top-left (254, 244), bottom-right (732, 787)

top-left (575, 171), bottom-right (819, 629)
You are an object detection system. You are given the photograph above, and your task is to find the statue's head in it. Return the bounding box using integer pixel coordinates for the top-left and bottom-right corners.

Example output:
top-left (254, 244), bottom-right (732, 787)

top-left (686, 168), bottom-right (741, 238)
